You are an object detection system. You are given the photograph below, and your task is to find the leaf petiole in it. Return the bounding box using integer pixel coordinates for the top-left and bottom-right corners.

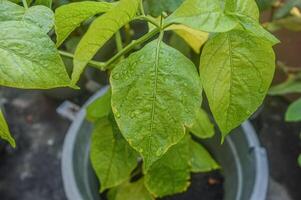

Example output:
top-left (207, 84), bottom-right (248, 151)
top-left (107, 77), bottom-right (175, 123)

top-left (22, 0), bottom-right (28, 9)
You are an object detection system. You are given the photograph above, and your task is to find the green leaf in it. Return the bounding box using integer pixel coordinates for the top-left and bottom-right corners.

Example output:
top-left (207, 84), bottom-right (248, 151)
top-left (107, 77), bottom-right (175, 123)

top-left (0, 0), bottom-right (25, 21)
top-left (166, 24), bottom-right (209, 54)
top-left (0, 21), bottom-right (70, 89)
top-left (189, 109), bottom-right (215, 139)
top-left (200, 30), bottom-right (275, 137)
top-left (225, 0), bottom-right (279, 45)
top-left (110, 40), bottom-right (202, 171)
top-left (189, 139), bottom-right (219, 172)
top-left (285, 98), bottom-right (301, 122)
top-left (144, 135), bottom-right (191, 197)
top-left (90, 117), bottom-right (138, 192)
top-left (143, 0), bottom-right (184, 17)
top-left (54, 1), bottom-right (114, 47)
top-left (269, 77), bottom-right (301, 95)
top-left (0, 109), bottom-right (15, 148)
top-left (107, 179), bottom-right (154, 200)
top-left (23, 5), bottom-right (54, 33)
top-left (72, 0), bottom-right (139, 85)
top-left (166, 0), bottom-right (238, 32)
top-left (86, 88), bottom-right (111, 122)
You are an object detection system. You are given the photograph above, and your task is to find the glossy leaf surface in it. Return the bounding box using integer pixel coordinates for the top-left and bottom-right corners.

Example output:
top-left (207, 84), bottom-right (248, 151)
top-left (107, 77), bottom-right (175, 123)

top-left (111, 40), bottom-right (202, 170)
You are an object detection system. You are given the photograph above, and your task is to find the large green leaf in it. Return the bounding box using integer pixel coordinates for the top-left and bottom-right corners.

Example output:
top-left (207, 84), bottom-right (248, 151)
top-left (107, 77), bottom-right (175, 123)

top-left (200, 30), bottom-right (275, 137)
top-left (107, 178), bottom-right (154, 200)
top-left (110, 40), bottom-right (202, 171)
top-left (285, 98), bottom-right (301, 122)
top-left (0, 21), bottom-right (70, 89)
top-left (0, 109), bottom-right (15, 148)
top-left (90, 117), bottom-right (138, 191)
top-left (166, 0), bottom-right (238, 32)
top-left (54, 1), bottom-right (114, 47)
top-left (72, 0), bottom-right (139, 85)
top-left (86, 88), bottom-right (111, 122)
top-left (23, 5), bottom-right (54, 33)
top-left (189, 139), bottom-right (219, 172)
top-left (0, 0), bottom-right (24, 21)
top-left (144, 135), bottom-right (191, 197)
top-left (189, 108), bottom-right (215, 139)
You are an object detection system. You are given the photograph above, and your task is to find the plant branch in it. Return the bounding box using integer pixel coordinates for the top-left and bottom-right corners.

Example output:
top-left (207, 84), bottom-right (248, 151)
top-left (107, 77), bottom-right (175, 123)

top-left (115, 31), bottom-right (124, 60)
top-left (134, 15), bottom-right (161, 28)
top-left (22, 0), bottom-right (28, 9)
top-left (59, 50), bottom-right (106, 70)
top-left (105, 27), bottom-right (160, 69)
top-left (139, 0), bottom-right (145, 16)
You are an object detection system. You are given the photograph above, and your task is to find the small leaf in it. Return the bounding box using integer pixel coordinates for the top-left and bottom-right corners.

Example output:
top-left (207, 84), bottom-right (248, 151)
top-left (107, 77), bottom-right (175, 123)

top-left (285, 98), bottom-right (301, 122)
top-left (0, 0), bottom-right (24, 21)
top-left (166, 0), bottom-right (238, 32)
top-left (267, 16), bottom-right (301, 32)
top-left (0, 21), bottom-right (70, 89)
top-left (189, 109), bottom-right (215, 139)
top-left (298, 154), bottom-right (301, 167)
top-left (111, 40), bottom-right (202, 171)
top-left (90, 117), bottom-right (138, 192)
top-left (86, 89), bottom-right (111, 122)
top-left (23, 5), bottom-right (54, 33)
top-left (269, 77), bottom-right (301, 95)
top-left (72, 0), bottom-right (139, 85)
top-left (200, 30), bottom-right (275, 137)
top-left (107, 178), bottom-right (154, 200)
top-left (0, 109), bottom-right (15, 148)
top-left (144, 135), bottom-right (191, 197)
top-left (189, 139), bottom-right (219, 172)
top-left (166, 24), bottom-right (209, 53)
top-left (54, 1), bottom-right (114, 47)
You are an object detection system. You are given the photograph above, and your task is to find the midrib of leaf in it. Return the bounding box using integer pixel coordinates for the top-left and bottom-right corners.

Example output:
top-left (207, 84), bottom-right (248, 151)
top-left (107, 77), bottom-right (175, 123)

top-left (225, 33), bottom-right (233, 133)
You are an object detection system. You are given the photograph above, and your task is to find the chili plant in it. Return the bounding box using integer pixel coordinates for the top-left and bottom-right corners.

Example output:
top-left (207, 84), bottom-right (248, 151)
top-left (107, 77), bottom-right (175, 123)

top-left (0, 0), bottom-right (278, 199)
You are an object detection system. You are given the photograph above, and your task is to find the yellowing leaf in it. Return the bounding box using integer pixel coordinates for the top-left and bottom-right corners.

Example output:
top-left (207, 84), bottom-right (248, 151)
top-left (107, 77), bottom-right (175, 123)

top-left (200, 30), bottom-right (275, 137)
top-left (167, 24), bottom-right (209, 53)
top-left (0, 109), bottom-right (15, 148)
top-left (72, 0), bottom-right (139, 85)
top-left (54, 1), bottom-right (114, 46)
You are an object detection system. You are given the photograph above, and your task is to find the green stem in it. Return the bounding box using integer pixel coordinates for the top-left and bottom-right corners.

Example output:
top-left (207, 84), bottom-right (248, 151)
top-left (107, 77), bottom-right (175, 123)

top-left (139, 0), bottom-right (145, 16)
top-left (105, 27), bottom-right (160, 69)
top-left (22, 0), bottom-right (28, 9)
top-left (58, 50), bottom-right (105, 70)
top-left (115, 31), bottom-right (124, 59)
top-left (134, 15), bottom-right (160, 28)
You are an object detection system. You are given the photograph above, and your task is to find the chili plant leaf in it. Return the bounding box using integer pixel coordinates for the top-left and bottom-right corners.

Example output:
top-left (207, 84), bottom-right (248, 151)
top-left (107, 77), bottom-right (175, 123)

top-left (86, 89), bottom-right (111, 122)
top-left (166, 24), bottom-right (209, 53)
top-left (0, 109), bottom-right (15, 148)
top-left (0, 0), bottom-right (24, 21)
top-left (0, 21), bottom-right (70, 89)
top-left (23, 5), bottom-right (54, 33)
top-left (189, 109), bottom-right (215, 139)
top-left (166, 0), bottom-right (238, 32)
top-left (90, 117), bottom-right (138, 192)
top-left (144, 135), bottom-right (191, 197)
top-left (110, 40), bottom-right (202, 171)
top-left (200, 30), bottom-right (275, 137)
top-left (107, 178), bottom-right (154, 200)
top-left (285, 98), bottom-right (301, 122)
top-left (72, 0), bottom-right (139, 85)
top-left (269, 77), bottom-right (301, 95)
top-left (189, 139), bottom-right (219, 172)
top-left (54, 1), bottom-right (114, 47)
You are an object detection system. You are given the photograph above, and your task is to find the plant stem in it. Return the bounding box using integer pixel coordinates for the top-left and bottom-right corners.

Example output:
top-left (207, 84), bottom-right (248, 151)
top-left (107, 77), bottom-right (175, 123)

top-left (139, 0), bottom-right (145, 16)
top-left (105, 27), bottom-right (160, 69)
top-left (22, 0), bottom-right (28, 9)
top-left (58, 50), bottom-right (106, 70)
top-left (134, 15), bottom-right (160, 28)
top-left (115, 31), bottom-right (124, 60)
